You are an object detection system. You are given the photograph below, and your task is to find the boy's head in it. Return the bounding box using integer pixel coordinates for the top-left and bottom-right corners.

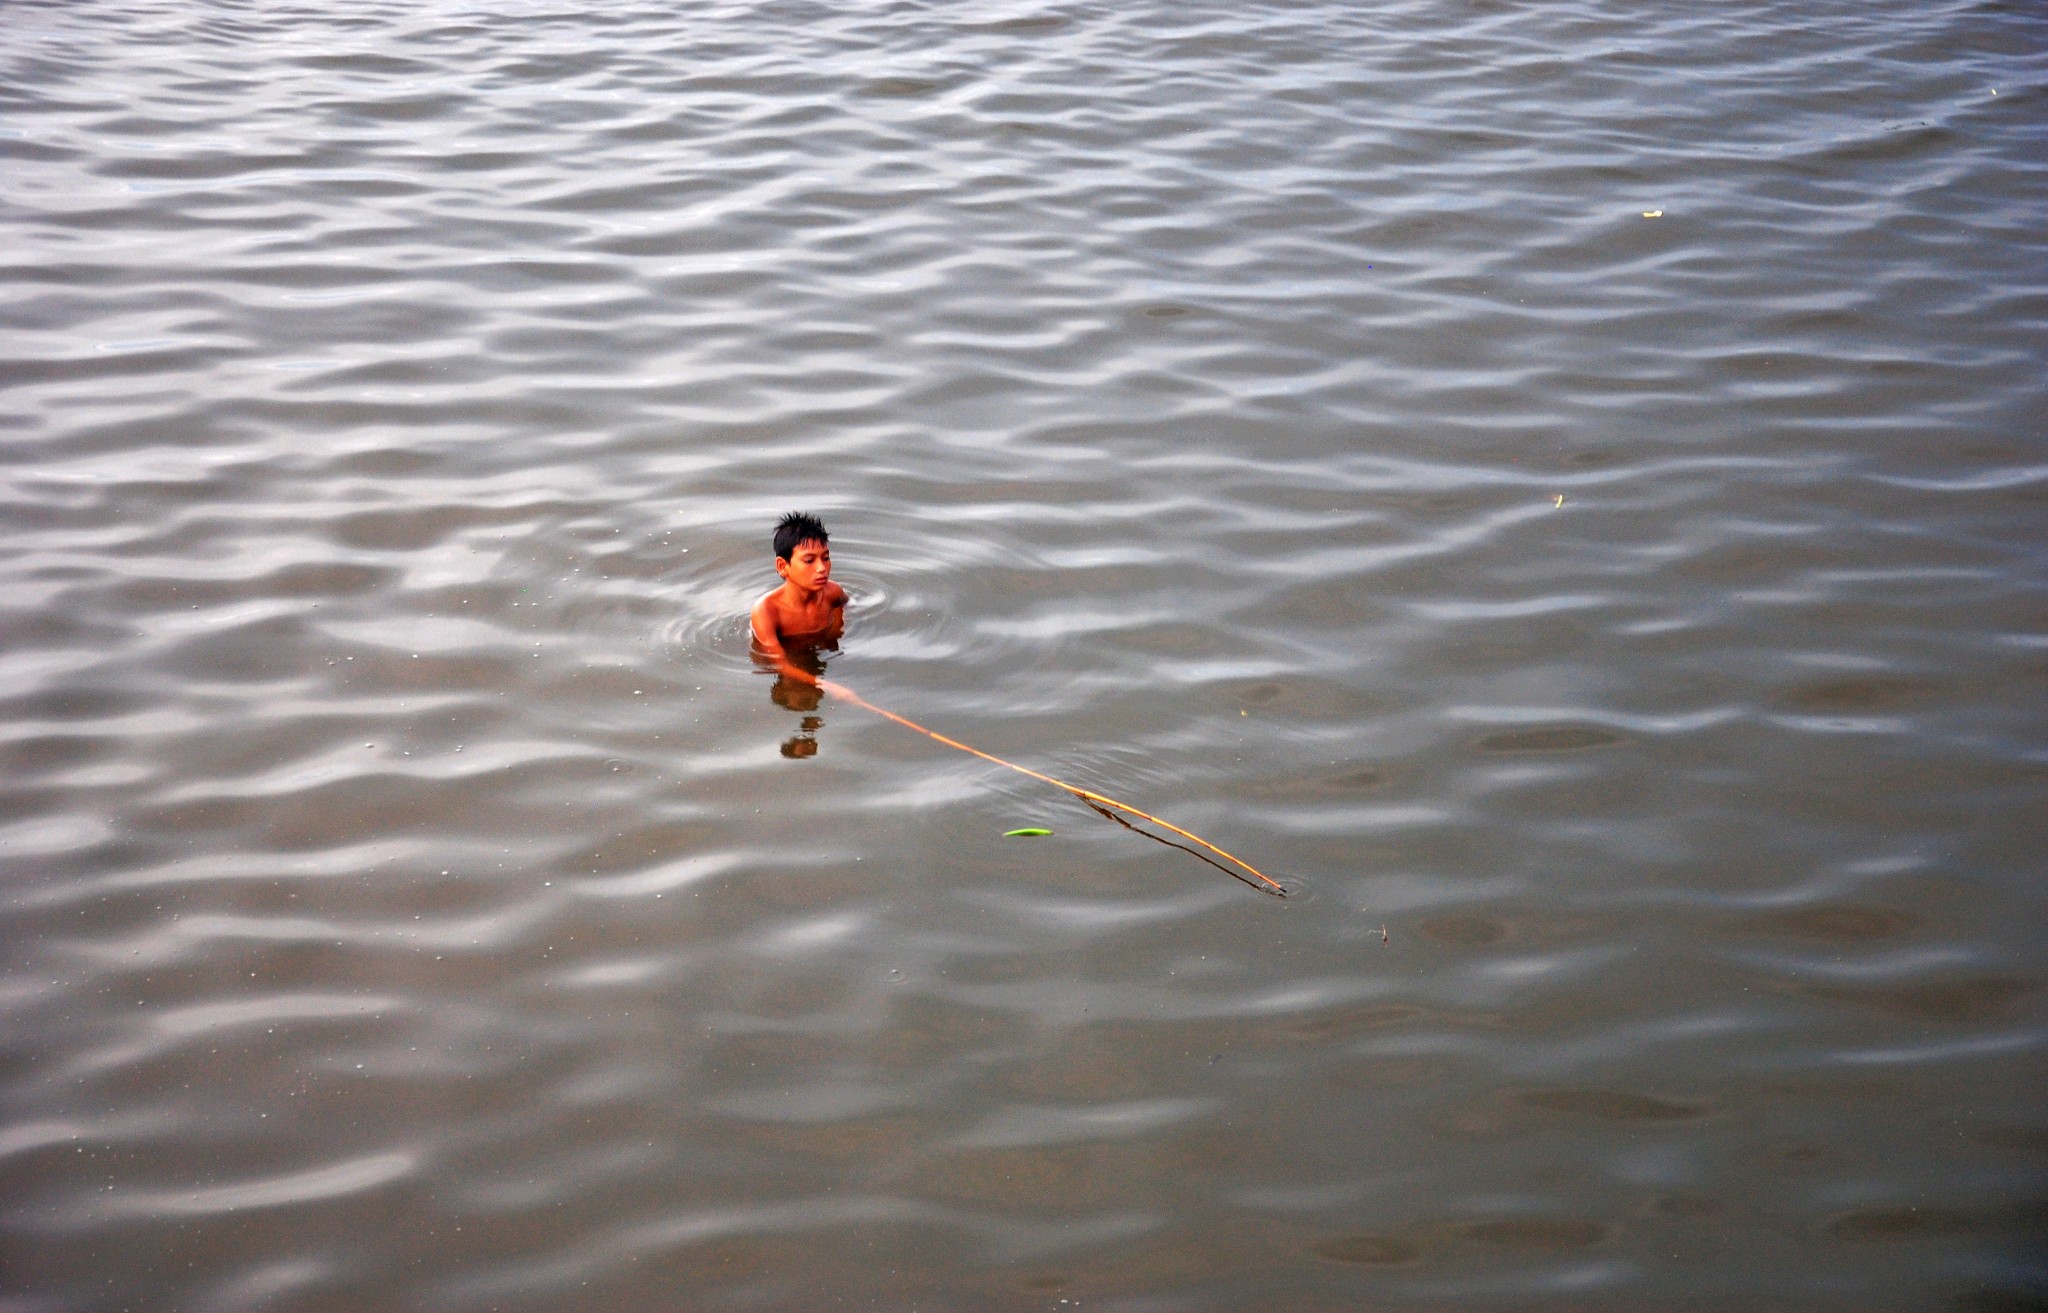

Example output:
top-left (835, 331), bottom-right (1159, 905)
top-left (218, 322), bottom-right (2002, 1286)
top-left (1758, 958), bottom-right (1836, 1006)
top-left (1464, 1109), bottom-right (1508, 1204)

top-left (772, 512), bottom-right (832, 590)
top-left (773, 511), bottom-right (829, 563)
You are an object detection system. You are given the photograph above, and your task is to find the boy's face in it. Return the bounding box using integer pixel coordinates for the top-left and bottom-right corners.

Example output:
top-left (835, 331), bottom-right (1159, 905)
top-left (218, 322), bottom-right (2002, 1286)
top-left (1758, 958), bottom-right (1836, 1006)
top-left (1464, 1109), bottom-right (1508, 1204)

top-left (776, 538), bottom-right (831, 590)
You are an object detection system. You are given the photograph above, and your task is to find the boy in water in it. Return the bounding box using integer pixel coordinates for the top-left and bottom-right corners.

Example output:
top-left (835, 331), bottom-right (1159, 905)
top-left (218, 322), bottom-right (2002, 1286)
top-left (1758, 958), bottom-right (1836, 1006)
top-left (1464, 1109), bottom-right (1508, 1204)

top-left (752, 513), bottom-right (844, 756)
top-left (751, 511), bottom-right (845, 665)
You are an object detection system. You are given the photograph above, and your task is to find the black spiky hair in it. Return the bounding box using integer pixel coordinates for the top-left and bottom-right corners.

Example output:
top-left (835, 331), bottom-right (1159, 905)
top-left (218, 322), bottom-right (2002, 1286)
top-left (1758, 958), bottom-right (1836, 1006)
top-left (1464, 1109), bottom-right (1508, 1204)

top-left (772, 511), bottom-right (829, 562)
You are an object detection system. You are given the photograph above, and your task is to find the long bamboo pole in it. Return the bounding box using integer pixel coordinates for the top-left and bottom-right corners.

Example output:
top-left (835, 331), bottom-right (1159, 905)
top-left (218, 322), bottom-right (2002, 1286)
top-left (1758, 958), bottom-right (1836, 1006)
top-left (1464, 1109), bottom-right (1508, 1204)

top-left (783, 668), bottom-right (1286, 897)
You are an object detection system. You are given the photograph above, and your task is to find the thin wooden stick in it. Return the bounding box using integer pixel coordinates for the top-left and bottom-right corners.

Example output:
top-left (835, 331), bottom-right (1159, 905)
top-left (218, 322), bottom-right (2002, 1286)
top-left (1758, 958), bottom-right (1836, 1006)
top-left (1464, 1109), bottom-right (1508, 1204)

top-left (784, 669), bottom-right (1286, 897)
top-left (1079, 798), bottom-right (1276, 898)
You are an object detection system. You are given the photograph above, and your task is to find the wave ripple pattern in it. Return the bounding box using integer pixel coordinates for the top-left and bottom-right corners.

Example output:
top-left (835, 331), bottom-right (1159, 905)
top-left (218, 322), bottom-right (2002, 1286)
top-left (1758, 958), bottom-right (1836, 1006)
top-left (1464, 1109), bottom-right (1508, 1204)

top-left (2, 0), bottom-right (2044, 1310)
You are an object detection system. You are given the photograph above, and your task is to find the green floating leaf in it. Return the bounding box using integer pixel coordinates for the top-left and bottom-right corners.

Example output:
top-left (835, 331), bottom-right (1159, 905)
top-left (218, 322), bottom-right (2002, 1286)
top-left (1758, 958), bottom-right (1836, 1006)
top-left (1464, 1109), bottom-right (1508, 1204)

top-left (1003, 827), bottom-right (1053, 837)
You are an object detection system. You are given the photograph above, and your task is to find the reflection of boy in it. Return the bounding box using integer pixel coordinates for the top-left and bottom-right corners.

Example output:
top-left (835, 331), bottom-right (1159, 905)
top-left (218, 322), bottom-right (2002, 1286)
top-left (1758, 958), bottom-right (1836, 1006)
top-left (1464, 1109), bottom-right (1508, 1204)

top-left (750, 512), bottom-right (845, 665)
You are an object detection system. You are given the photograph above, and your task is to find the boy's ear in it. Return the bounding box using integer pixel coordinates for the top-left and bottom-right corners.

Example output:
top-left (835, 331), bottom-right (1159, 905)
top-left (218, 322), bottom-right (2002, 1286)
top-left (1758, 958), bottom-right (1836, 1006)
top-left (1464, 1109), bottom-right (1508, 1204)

top-left (774, 556), bottom-right (792, 581)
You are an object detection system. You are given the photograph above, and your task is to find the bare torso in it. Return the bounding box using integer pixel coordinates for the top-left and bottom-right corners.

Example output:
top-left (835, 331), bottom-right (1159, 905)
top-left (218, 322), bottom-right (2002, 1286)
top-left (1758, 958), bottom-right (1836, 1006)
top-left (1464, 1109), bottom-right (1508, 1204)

top-left (751, 580), bottom-right (846, 655)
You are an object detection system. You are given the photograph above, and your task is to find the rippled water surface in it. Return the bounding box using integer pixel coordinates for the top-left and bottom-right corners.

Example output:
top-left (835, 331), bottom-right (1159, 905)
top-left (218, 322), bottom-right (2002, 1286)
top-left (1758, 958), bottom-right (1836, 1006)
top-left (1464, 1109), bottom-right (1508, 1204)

top-left (4, 0), bottom-right (2045, 1308)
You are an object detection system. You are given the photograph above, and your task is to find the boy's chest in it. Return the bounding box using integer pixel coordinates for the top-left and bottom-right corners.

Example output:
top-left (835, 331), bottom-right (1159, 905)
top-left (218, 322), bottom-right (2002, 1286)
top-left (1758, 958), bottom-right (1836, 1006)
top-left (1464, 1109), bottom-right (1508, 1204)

top-left (780, 594), bottom-right (841, 634)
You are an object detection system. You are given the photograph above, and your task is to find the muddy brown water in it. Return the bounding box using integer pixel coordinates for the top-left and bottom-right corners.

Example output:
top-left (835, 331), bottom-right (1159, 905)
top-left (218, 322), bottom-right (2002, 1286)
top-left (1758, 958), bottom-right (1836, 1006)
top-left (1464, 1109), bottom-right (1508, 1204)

top-left (2, 0), bottom-right (2043, 1309)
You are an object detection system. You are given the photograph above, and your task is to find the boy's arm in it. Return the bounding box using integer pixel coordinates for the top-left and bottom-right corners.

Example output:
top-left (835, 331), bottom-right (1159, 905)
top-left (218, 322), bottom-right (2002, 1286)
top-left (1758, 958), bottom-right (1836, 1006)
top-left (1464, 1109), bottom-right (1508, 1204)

top-left (750, 596), bottom-right (785, 656)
